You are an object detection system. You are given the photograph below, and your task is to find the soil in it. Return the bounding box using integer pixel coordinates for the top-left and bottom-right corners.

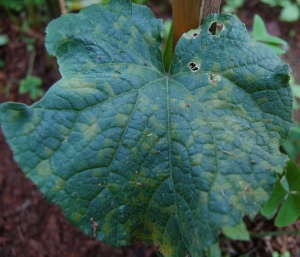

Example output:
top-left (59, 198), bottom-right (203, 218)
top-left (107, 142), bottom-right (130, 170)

top-left (0, 1), bottom-right (300, 257)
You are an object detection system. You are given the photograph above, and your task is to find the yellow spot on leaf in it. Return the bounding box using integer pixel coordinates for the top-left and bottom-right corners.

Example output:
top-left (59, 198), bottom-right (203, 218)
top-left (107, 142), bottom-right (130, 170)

top-left (36, 159), bottom-right (52, 178)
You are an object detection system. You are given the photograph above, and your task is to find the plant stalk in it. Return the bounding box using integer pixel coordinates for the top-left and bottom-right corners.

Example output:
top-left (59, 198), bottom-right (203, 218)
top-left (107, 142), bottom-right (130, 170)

top-left (27, 50), bottom-right (36, 76)
top-left (172, 0), bottom-right (221, 52)
top-left (59, 0), bottom-right (67, 15)
top-left (46, 0), bottom-right (63, 19)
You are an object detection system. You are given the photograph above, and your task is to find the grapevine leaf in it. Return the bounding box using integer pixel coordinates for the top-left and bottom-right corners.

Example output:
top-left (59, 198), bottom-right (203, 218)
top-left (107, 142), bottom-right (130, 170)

top-left (0, 1), bottom-right (293, 256)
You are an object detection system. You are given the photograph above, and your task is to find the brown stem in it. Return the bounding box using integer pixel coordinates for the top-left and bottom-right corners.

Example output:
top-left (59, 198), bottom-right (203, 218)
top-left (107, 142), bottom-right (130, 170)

top-left (172, 0), bottom-right (221, 52)
top-left (59, 0), bottom-right (67, 15)
top-left (199, 0), bottom-right (222, 25)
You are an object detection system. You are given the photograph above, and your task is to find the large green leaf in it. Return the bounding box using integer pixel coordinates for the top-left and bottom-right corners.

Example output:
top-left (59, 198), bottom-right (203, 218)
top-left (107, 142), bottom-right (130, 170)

top-left (0, 1), bottom-right (293, 256)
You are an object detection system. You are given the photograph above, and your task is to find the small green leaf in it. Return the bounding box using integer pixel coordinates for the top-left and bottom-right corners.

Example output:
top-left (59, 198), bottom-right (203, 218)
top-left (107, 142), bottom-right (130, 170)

top-left (222, 5), bottom-right (237, 13)
top-left (282, 124), bottom-right (300, 161)
top-left (252, 15), bottom-right (288, 55)
top-left (282, 139), bottom-right (298, 161)
top-left (260, 0), bottom-right (279, 7)
top-left (261, 43), bottom-right (286, 56)
top-left (204, 242), bottom-right (222, 257)
top-left (292, 85), bottom-right (300, 98)
top-left (252, 15), bottom-right (268, 38)
top-left (286, 160), bottom-right (300, 191)
top-left (0, 58), bottom-right (5, 68)
top-left (256, 35), bottom-right (287, 46)
top-left (279, 3), bottom-right (300, 22)
top-left (0, 0), bottom-right (24, 11)
top-left (222, 0), bottom-right (245, 13)
top-left (162, 21), bottom-right (173, 72)
top-left (19, 75), bottom-right (44, 100)
top-left (261, 180), bottom-right (287, 216)
top-left (133, 0), bottom-right (147, 4)
top-left (222, 221), bottom-right (250, 241)
top-left (279, 0), bottom-right (293, 8)
top-left (273, 251), bottom-right (291, 257)
top-left (275, 194), bottom-right (300, 227)
top-left (291, 195), bottom-right (300, 213)
top-left (225, 0), bottom-right (244, 8)
top-left (290, 75), bottom-right (300, 98)
top-left (67, 0), bottom-right (110, 11)
top-left (0, 34), bottom-right (9, 46)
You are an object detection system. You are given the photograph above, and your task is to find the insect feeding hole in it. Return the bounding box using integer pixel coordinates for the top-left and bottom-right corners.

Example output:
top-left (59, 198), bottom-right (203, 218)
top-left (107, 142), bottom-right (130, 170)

top-left (189, 62), bottom-right (200, 72)
top-left (209, 22), bottom-right (224, 36)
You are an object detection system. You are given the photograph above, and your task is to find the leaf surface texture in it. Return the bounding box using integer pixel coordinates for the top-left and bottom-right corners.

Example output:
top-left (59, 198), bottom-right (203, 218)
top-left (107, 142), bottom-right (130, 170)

top-left (0, 1), bottom-right (293, 256)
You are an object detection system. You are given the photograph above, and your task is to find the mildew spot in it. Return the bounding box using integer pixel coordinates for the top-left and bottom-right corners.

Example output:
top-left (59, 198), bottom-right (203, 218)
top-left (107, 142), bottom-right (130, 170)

top-left (188, 62), bottom-right (200, 72)
top-left (209, 73), bottom-right (221, 82)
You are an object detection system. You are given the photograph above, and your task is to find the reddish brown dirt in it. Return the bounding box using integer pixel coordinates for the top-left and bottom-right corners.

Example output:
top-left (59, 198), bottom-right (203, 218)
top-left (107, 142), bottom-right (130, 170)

top-left (0, 15), bottom-right (159, 257)
top-left (0, 132), bottom-right (158, 257)
top-left (1, 1), bottom-right (300, 257)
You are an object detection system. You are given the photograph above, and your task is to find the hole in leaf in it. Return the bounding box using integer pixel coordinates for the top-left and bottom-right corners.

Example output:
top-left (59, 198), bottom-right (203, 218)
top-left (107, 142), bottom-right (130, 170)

top-left (189, 62), bottom-right (200, 72)
top-left (183, 28), bottom-right (201, 39)
top-left (209, 22), bottom-right (224, 36)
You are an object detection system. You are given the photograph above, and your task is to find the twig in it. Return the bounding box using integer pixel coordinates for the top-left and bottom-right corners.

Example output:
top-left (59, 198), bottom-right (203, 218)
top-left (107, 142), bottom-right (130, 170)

top-left (3, 200), bottom-right (31, 217)
top-left (27, 50), bottom-right (36, 76)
